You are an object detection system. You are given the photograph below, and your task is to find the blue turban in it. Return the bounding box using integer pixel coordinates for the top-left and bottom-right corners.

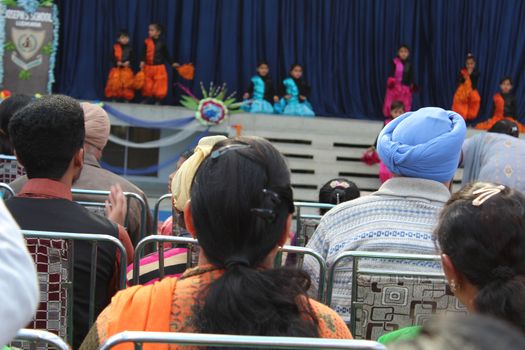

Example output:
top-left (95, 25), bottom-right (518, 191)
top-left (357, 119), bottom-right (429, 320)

top-left (378, 107), bottom-right (466, 183)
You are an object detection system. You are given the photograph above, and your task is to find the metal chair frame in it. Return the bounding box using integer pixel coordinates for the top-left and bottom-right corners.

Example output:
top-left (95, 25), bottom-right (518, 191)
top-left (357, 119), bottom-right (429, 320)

top-left (100, 331), bottom-right (387, 350)
top-left (71, 188), bottom-right (148, 240)
top-left (132, 235), bottom-right (327, 302)
top-left (12, 329), bottom-right (70, 350)
top-left (22, 230), bottom-right (128, 343)
top-left (325, 251), bottom-right (444, 335)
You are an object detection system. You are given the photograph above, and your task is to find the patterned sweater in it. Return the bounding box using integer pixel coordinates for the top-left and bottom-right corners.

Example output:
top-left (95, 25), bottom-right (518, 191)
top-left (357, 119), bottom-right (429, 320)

top-left (304, 177), bottom-right (450, 321)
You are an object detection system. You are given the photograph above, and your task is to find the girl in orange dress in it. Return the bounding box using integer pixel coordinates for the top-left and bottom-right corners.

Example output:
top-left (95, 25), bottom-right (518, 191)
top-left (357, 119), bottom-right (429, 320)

top-left (139, 23), bottom-right (180, 104)
top-left (452, 54), bottom-right (481, 121)
top-left (476, 77), bottom-right (525, 132)
top-left (105, 30), bottom-right (135, 101)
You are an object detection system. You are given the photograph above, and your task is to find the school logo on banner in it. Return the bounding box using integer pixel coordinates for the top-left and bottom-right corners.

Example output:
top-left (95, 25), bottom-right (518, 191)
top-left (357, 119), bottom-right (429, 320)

top-left (0, 0), bottom-right (59, 95)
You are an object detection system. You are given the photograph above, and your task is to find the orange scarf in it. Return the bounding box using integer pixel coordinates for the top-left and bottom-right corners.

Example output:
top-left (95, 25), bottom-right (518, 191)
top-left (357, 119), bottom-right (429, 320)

top-left (104, 277), bottom-right (177, 350)
top-left (493, 93), bottom-right (505, 118)
top-left (113, 43), bottom-right (122, 62)
top-left (145, 38), bottom-right (155, 65)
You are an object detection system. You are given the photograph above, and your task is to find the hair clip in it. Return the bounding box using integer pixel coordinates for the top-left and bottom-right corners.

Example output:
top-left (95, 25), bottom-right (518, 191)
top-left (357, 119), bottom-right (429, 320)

top-left (472, 185), bottom-right (505, 206)
top-left (210, 144), bottom-right (250, 160)
top-left (250, 208), bottom-right (276, 222)
top-left (330, 180), bottom-right (350, 189)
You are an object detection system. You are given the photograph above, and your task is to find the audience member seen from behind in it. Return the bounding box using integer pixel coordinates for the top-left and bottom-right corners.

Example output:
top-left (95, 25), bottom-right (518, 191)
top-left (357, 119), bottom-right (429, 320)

top-left (304, 107), bottom-right (466, 321)
top-left (319, 178), bottom-right (360, 215)
top-left (461, 119), bottom-right (525, 193)
top-left (388, 314), bottom-right (525, 350)
top-left (81, 137), bottom-right (352, 349)
top-left (0, 94), bottom-right (32, 155)
top-left (0, 200), bottom-right (39, 346)
top-left (435, 182), bottom-right (525, 333)
top-left (6, 95), bottom-right (134, 348)
top-left (159, 148), bottom-right (195, 236)
top-left (128, 136), bottom-right (226, 285)
top-left (9, 102), bottom-right (152, 246)
top-left (286, 178), bottom-right (360, 265)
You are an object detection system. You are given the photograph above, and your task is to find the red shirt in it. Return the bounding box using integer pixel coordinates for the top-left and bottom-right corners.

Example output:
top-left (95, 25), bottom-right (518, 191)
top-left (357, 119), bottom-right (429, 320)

top-left (18, 178), bottom-right (134, 265)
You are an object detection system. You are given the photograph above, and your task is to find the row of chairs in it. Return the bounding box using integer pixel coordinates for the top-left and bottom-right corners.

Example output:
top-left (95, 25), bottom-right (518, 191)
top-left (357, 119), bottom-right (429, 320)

top-left (20, 230), bottom-right (462, 343)
top-left (13, 329), bottom-right (387, 350)
top-left (1, 183), bottom-right (328, 246)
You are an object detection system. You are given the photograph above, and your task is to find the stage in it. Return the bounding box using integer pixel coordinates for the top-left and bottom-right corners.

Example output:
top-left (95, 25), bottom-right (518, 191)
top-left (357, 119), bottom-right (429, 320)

top-left (103, 102), bottom-right (480, 207)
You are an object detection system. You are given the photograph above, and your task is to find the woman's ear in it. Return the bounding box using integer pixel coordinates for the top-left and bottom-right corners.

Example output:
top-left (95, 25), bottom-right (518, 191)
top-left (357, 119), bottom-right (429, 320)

top-left (183, 200), bottom-right (196, 238)
top-left (278, 214), bottom-right (292, 247)
top-left (442, 254), bottom-right (460, 287)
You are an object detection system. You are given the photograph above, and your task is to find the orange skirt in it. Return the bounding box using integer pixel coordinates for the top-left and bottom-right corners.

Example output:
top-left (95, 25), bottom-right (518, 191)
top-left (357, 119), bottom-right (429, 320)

top-left (105, 66), bottom-right (135, 101)
top-left (142, 64), bottom-right (168, 100)
top-left (475, 116), bottom-right (525, 132)
top-left (452, 86), bottom-right (480, 121)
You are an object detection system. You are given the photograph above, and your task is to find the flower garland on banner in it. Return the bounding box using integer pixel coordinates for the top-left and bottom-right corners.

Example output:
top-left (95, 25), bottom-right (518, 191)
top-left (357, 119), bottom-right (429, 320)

top-left (179, 82), bottom-right (243, 125)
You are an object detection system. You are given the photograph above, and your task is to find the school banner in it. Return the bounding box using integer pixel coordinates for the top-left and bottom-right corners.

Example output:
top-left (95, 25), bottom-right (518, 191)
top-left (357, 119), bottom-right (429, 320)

top-left (0, 0), bottom-right (59, 95)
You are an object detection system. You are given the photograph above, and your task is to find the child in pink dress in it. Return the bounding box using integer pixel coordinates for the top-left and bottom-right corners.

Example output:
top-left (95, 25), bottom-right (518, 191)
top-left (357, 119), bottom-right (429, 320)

top-left (383, 45), bottom-right (414, 118)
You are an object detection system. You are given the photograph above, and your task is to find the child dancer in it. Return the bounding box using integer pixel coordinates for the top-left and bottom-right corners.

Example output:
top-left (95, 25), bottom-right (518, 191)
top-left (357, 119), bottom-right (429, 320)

top-left (275, 64), bottom-right (315, 117)
top-left (362, 101), bottom-right (405, 183)
top-left (139, 23), bottom-right (180, 104)
top-left (105, 30), bottom-right (135, 102)
top-left (476, 77), bottom-right (525, 131)
top-left (452, 53), bottom-right (481, 121)
top-left (383, 44), bottom-right (414, 118)
top-left (242, 61), bottom-right (275, 114)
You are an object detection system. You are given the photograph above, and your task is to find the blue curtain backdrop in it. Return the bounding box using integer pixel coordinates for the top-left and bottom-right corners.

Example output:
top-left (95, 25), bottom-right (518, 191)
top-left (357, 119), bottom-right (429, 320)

top-left (53, 0), bottom-right (525, 122)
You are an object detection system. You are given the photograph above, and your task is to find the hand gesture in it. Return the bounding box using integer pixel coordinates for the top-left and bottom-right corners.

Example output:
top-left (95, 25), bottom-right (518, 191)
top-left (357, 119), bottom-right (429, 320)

top-left (273, 96), bottom-right (280, 103)
top-left (172, 62), bottom-right (181, 68)
top-left (243, 92), bottom-right (250, 99)
top-left (123, 61), bottom-right (130, 67)
top-left (105, 184), bottom-right (127, 227)
top-left (299, 95), bottom-right (306, 101)
top-left (117, 61), bottom-right (123, 67)
top-left (140, 61), bottom-right (145, 69)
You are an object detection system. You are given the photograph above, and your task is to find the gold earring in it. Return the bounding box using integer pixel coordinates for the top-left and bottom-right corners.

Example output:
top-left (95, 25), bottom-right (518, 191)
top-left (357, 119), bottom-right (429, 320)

top-left (450, 279), bottom-right (459, 293)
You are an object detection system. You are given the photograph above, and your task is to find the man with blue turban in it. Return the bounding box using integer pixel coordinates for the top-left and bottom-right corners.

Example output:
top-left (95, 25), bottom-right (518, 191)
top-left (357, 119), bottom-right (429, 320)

top-left (304, 107), bottom-right (467, 323)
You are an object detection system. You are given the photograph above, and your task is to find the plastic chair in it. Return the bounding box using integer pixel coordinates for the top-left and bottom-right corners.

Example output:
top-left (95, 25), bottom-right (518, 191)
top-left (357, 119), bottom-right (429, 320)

top-left (99, 331), bottom-right (387, 350)
top-left (325, 251), bottom-right (466, 340)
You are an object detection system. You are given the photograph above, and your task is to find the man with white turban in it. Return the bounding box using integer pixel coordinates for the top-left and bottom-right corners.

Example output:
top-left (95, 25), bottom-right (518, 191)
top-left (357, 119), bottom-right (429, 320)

top-left (304, 107), bottom-right (467, 322)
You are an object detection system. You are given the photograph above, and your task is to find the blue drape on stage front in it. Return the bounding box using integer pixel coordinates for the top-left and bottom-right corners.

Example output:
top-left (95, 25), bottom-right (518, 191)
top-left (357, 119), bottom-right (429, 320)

top-left (54, 0), bottom-right (525, 122)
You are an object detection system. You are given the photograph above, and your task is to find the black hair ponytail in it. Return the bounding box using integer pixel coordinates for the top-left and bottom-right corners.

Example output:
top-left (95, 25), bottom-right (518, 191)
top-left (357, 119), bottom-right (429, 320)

top-left (190, 137), bottom-right (319, 337)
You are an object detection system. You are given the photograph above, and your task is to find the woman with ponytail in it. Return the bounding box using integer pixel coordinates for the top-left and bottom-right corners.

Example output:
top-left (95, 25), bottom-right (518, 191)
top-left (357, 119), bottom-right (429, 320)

top-left (435, 182), bottom-right (525, 333)
top-left (80, 137), bottom-right (351, 350)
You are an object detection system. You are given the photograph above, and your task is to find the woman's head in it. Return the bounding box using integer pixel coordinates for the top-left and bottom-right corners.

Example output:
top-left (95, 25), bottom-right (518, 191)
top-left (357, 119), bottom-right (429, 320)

top-left (257, 61), bottom-right (269, 77)
top-left (465, 53), bottom-right (476, 70)
top-left (289, 64), bottom-right (303, 79)
top-left (189, 136), bottom-right (294, 268)
top-left (319, 178), bottom-right (360, 215)
top-left (435, 182), bottom-right (525, 332)
top-left (390, 100), bottom-right (406, 119)
top-left (0, 94), bottom-right (32, 155)
top-left (188, 136), bottom-right (318, 337)
top-left (500, 76), bottom-right (513, 94)
top-left (397, 44), bottom-right (410, 60)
